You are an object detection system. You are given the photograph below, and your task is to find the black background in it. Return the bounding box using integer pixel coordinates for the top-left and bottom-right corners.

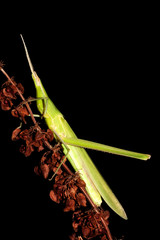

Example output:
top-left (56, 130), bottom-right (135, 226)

top-left (0, 10), bottom-right (156, 240)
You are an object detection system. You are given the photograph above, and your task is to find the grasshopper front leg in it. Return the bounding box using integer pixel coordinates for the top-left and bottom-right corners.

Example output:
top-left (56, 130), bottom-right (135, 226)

top-left (20, 97), bottom-right (48, 118)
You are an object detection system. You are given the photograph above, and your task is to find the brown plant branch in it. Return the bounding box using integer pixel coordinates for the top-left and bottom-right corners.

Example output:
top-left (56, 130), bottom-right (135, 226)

top-left (0, 66), bottom-right (112, 240)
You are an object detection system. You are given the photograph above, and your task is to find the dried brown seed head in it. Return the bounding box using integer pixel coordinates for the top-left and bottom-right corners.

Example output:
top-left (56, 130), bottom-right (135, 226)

top-left (69, 187), bottom-right (77, 200)
top-left (40, 164), bottom-right (50, 179)
top-left (64, 199), bottom-right (76, 212)
top-left (34, 166), bottom-right (41, 176)
top-left (76, 193), bottom-right (87, 207)
top-left (0, 97), bottom-right (13, 110)
top-left (19, 129), bottom-right (31, 141)
top-left (12, 105), bottom-right (29, 123)
top-left (2, 85), bottom-right (16, 99)
top-left (82, 226), bottom-right (91, 238)
top-left (49, 190), bottom-right (59, 203)
top-left (46, 129), bottom-right (54, 142)
top-left (11, 127), bottom-right (21, 141)
top-left (76, 178), bottom-right (86, 188)
top-left (19, 143), bottom-right (34, 157)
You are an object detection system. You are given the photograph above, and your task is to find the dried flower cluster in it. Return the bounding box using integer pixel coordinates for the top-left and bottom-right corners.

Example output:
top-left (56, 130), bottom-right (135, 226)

top-left (0, 63), bottom-right (113, 240)
top-left (70, 209), bottom-right (110, 240)
top-left (12, 126), bottom-right (54, 157)
top-left (0, 78), bottom-right (24, 111)
top-left (50, 172), bottom-right (87, 211)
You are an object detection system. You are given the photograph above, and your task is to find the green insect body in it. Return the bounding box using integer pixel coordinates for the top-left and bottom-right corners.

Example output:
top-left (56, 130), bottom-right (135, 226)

top-left (21, 35), bottom-right (150, 220)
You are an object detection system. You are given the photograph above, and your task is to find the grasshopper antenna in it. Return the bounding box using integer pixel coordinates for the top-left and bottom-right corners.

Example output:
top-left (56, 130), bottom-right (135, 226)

top-left (20, 34), bottom-right (40, 84)
top-left (20, 34), bottom-right (35, 75)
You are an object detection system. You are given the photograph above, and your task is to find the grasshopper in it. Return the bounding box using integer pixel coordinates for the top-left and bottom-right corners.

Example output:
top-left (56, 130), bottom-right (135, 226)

top-left (20, 35), bottom-right (150, 220)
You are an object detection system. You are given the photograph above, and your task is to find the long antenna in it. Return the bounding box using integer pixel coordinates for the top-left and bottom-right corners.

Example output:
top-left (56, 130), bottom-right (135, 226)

top-left (20, 34), bottom-right (35, 75)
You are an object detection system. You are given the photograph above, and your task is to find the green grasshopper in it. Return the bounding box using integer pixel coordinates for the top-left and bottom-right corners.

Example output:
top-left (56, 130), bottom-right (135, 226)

top-left (20, 35), bottom-right (150, 220)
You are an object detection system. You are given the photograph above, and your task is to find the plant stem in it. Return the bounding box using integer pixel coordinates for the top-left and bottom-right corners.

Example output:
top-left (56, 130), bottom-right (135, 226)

top-left (0, 67), bottom-right (112, 240)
